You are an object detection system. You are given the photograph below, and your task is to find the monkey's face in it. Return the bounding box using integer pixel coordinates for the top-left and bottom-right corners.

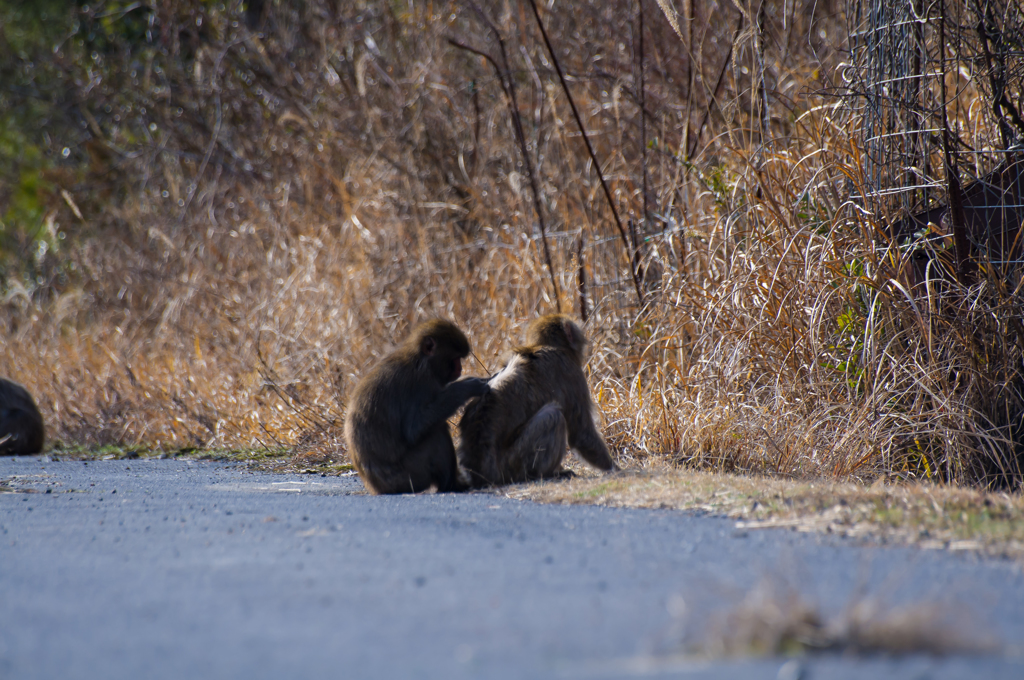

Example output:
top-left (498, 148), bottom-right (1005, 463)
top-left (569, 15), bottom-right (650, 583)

top-left (429, 349), bottom-right (463, 385)
top-left (420, 334), bottom-right (466, 385)
top-left (447, 355), bottom-right (463, 383)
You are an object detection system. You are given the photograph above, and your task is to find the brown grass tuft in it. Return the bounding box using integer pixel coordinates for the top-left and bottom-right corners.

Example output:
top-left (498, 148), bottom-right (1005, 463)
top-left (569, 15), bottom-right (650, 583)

top-left (689, 577), bottom-right (1000, 658)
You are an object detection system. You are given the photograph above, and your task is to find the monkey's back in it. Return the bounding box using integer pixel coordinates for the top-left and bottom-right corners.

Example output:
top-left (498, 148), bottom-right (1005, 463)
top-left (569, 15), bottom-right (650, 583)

top-left (344, 352), bottom-right (447, 492)
top-left (458, 348), bottom-right (591, 479)
top-left (344, 355), bottom-right (411, 482)
top-left (0, 378), bottom-right (44, 456)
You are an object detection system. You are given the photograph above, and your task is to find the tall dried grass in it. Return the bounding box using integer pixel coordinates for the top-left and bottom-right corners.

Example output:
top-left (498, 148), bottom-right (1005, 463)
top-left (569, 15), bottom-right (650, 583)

top-left (1, 1), bottom-right (1021, 487)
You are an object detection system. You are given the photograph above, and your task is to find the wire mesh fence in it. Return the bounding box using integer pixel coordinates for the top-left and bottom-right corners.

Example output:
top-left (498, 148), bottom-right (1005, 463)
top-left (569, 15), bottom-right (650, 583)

top-left (845, 0), bottom-right (1024, 274)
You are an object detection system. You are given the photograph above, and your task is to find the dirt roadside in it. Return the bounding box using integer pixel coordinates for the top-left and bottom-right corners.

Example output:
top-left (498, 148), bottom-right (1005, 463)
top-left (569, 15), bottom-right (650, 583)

top-left (503, 463), bottom-right (1024, 560)
top-left (15, 447), bottom-right (1024, 560)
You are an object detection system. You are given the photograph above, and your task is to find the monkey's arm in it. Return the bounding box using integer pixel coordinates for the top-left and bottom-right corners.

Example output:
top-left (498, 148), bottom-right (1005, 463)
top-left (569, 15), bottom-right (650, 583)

top-left (403, 377), bottom-right (490, 445)
top-left (568, 415), bottom-right (618, 471)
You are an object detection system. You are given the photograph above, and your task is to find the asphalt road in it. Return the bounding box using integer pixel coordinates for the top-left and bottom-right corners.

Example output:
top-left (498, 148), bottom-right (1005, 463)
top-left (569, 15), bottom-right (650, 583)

top-left (1, 458), bottom-right (1023, 679)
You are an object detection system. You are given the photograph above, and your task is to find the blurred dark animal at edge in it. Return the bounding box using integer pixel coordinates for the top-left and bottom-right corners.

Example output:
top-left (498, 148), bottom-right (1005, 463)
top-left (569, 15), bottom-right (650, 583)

top-left (0, 378), bottom-right (45, 456)
top-left (888, 152), bottom-right (1024, 288)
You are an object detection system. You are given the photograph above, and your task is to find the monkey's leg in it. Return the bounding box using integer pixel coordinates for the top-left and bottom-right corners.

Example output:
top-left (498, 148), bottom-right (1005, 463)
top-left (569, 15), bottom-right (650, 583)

top-left (0, 409), bottom-right (40, 456)
top-left (502, 402), bottom-right (568, 483)
top-left (425, 428), bottom-right (466, 493)
top-left (365, 463), bottom-right (433, 494)
top-left (365, 444), bottom-right (438, 494)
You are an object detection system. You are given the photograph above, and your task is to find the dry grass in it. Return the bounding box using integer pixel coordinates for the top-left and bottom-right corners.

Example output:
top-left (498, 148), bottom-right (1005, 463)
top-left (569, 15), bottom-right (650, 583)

top-left (574, 575), bottom-right (999, 671)
top-left (685, 576), bottom-right (1001, 658)
top-left (1, 1), bottom-right (1023, 494)
top-left (507, 462), bottom-right (1024, 558)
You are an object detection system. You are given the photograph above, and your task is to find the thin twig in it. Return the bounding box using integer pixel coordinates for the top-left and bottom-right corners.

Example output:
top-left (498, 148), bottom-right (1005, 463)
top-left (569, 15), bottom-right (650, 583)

top-left (939, 0), bottom-right (972, 282)
top-left (178, 94), bottom-right (222, 224)
top-left (470, 349), bottom-right (491, 376)
top-left (688, 12), bottom-right (744, 160)
top-left (524, 0), bottom-right (645, 308)
top-left (629, 1), bottom-right (645, 284)
top-left (973, 0), bottom-right (1024, 144)
top-left (453, 1), bottom-right (562, 311)
top-left (254, 327), bottom-right (331, 437)
top-left (577, 232), bottom-right (589, 322)
top-left (637, 0), bottom-right (650, 228)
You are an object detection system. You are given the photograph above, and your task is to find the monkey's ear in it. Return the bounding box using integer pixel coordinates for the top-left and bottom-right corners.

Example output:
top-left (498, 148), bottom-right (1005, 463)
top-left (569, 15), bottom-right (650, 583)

top-left (420, 336), bottom-right (437, 356)
top-left (563, 320), bottom-right (580, 350)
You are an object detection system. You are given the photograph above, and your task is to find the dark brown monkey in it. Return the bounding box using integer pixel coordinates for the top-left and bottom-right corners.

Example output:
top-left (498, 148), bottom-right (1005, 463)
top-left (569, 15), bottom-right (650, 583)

top-left (457, 314), bottom-right (617, 487)
top-left (0, 378), bottom-right (45, 456)
top-left (344, 319), bottom-right (489, 494)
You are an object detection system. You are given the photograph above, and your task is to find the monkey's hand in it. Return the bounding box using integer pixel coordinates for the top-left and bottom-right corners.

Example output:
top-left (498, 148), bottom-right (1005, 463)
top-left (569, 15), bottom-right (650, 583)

top-left (454, 376), bottom-right (491, 398)
top-left (404, 377), bottom-right (491, 445)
